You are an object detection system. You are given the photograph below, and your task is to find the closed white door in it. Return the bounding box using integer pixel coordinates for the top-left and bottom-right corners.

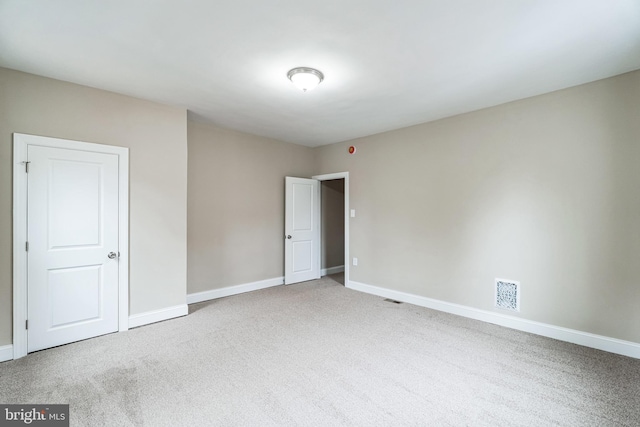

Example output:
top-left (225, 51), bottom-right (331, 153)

top-left (284, 177), bottom-right (320, 285)
top-left (27, 145), bottom-right (120, 352)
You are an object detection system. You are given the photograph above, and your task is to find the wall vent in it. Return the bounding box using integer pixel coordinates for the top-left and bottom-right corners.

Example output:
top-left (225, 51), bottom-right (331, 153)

top-left (495, 278), bottom-right (520, 312)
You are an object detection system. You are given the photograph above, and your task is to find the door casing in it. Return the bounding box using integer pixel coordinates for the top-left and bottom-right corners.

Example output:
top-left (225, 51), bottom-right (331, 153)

top-left (12, 133), bottom-right (129, 359)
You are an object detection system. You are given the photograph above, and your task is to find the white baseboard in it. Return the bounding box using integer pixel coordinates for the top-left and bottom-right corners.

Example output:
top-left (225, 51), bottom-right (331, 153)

top-left (0, 344), bottom-right (13, 362)
top-left (187, 277), bottom-right (284, 305)
top-left (348, 280), bottom-right (640, 359)
top-left (321, 265), bottom-right (345, 276)
top-left (128, 304), bottom-right (188, 329)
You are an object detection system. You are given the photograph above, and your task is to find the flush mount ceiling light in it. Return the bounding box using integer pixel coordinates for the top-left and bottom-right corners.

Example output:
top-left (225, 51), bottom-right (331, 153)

top-left (287, 67), bottom-right (324, 92)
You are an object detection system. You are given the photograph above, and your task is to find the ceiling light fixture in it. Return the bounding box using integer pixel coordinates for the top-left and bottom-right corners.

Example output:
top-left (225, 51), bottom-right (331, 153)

top-left (287, 67), bottom-right (324, 92)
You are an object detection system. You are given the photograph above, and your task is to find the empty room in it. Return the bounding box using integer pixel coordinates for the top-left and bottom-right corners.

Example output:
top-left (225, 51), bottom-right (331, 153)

top-left (1, 1), bottom-right (640, 425)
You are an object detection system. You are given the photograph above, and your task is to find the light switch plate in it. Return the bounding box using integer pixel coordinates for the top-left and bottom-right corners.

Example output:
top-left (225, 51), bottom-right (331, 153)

top-left (350, 209), bottom-right (356, 218)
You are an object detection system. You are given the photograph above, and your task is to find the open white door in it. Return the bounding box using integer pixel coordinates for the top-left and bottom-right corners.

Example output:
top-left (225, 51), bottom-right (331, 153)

top-left (285, 177), bottom-right (320, 285)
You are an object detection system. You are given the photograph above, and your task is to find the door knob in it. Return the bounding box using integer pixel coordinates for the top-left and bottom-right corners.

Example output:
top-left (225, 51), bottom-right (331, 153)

top-left (286, 235), bottom-right (292, 239)
top-left (108, 252), bottom-right (118, 259)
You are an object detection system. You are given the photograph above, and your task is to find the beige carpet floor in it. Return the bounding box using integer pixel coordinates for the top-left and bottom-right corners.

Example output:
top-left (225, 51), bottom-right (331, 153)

top-left (1, 274), bottom-right (639, 426)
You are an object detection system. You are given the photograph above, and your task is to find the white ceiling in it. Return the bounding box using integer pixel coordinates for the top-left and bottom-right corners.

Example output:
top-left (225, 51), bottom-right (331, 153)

top-left (1, 1), bottom-right (639, 147)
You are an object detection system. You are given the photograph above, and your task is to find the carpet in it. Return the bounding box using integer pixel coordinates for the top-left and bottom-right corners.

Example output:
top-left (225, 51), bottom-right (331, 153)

top-left (1, 274), bottom-right (639, 426)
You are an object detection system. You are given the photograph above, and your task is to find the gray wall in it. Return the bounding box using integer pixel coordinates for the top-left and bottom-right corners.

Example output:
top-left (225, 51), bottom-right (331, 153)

top-left (187, 120), bottom-right (315, 293)
top-left (0, 68), bottom-right (188, 346)
top-left (321, 179), bottom-right (345, 270)
top-left (315, 70), bottom-right (640, 343)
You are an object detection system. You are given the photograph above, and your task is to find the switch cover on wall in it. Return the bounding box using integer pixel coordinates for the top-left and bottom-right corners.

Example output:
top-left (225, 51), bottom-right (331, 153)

top-left (353, 257), bottom-right (358, 266)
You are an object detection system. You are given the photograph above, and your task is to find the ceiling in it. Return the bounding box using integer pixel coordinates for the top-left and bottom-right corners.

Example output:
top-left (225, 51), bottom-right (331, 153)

top-left (1, 1), bottom-right (639, 147)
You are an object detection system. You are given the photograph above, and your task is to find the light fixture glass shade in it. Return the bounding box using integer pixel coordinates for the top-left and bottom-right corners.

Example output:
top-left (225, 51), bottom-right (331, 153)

top-left (287, 67), bottom-right (324, 92)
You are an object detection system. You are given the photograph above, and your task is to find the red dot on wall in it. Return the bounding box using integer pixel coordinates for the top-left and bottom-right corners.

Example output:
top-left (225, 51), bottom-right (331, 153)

top-left (348, 146), bottom-right (356, 154)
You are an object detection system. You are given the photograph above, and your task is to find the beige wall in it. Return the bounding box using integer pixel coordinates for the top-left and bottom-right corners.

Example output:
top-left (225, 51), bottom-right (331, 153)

top-left (315, 70), bottom-right (640, 343)
top-left (187, 120), bottom-right (315, 293)
top-left (2, 65), bottom-right (638, 349)
top-left (0, 68), bottom-right (188, 346)
top-left (321, 179), bottom-right (345, 270)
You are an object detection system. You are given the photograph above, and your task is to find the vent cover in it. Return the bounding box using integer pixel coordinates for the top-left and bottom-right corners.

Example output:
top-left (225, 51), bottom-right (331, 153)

top-left (495, 279), bottom-right (520, 311)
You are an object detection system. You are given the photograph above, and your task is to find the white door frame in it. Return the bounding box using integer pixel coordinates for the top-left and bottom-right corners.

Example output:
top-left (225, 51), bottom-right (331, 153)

top-left (312, 172), bottom-right (349, 287)
top-left (12, 133), bottom-right (129, 359)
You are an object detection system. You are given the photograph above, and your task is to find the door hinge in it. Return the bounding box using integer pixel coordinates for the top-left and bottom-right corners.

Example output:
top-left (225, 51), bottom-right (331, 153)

top-left (21, 161), bottom-right (30, 173)
top-left (25, 320), bottom-right (28, 330)
top-left (25, 241), bottom-right (29, 252)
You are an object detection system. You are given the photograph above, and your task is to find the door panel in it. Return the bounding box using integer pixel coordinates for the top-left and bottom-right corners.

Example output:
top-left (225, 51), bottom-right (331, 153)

top-left (48, 265), bottom-right (102, 328)
top-left (292, 241), bottom-right (312, 273)
top-left (285, 177), bottom-right (320, 284)
top-left (28, 145), bottom-right (119, 352)
top-left (292, 183), bottom-right (313, 231)
top-left (49, 160), bottom-right (102, 248)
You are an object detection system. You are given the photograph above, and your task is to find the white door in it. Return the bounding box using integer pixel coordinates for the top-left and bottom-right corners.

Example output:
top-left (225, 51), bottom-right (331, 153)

top-left (27, 145), bottom-right (120, 352)
top-left (285, 177), bottom-right (320, 285)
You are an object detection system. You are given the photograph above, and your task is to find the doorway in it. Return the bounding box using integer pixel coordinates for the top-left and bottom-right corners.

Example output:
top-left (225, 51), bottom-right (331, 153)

top-left (13, 133), bottom-right (129, 359)
top-left (284, 172), bottom-right (349, 287)
top-left (313, 172), bottom-right (349, 287)
top-left (320, 179), bottom-right (345, 284)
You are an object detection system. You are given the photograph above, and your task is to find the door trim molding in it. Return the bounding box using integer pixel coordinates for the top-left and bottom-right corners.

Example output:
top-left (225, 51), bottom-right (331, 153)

top-left (12, 133), bottom-right (129, 360)
top-left (312, 172), bottom-right (349, 287)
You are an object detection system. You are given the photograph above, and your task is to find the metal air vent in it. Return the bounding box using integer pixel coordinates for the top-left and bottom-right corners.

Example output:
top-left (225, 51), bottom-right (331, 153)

top-left (495, 279), bottom-right (520, 311)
